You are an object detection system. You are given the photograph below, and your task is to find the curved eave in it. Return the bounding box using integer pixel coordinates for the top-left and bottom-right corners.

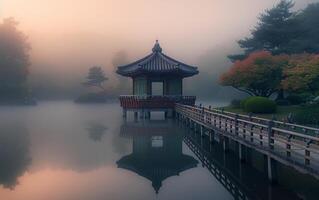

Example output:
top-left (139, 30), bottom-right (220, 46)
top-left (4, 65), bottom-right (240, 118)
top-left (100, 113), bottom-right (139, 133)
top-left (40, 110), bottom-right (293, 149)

top-left (116, 52), bottom-right (199, 78)
top-left (116, 154), bottom-right (198, 181)
top-left (116, 67), bottom-right (198, 78)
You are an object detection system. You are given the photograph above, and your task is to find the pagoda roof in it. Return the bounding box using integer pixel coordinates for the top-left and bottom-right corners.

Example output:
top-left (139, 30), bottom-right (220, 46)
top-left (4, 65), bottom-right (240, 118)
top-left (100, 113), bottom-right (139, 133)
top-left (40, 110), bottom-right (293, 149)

top-left (116, 40), bottom-right (199, 78)
top-left (117, 153), bottom-right (198, 193)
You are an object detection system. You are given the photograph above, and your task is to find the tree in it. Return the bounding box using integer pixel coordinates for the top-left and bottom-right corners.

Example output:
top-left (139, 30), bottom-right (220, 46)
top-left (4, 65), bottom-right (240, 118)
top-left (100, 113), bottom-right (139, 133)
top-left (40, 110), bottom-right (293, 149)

top-left (282, 54), bottom-right (319, 95)
top-left (286, 3), bottom-right (319, 54)
top-left (220, 51), bottom-right (289, 97)
top-left (83, 66), bottom-right (108, 91)
top-left (0, 18), bottom-right (31, 100)
top-left (228, 0), bottom-right (295, 62)
top-left (229, 1), bottom-right (319, 62)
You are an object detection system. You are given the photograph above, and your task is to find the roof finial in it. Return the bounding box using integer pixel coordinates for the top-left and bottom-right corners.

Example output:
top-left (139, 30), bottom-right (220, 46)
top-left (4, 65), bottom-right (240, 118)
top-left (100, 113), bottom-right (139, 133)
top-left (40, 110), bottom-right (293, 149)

top-left (152, 40), bottom-right (162, 53)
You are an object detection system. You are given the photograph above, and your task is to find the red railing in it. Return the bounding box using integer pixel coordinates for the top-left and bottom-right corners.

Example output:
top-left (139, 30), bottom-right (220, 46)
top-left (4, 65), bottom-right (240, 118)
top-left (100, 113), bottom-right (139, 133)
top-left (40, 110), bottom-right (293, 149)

top-left (119, 95), bottom-right (196, 109)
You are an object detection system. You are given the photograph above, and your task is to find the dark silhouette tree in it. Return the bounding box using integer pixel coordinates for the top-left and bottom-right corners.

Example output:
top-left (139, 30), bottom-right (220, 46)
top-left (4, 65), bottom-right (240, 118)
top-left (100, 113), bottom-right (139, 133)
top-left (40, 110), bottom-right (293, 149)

top-left (286, 3), bottom-right (319, 54)
top-left (228, 0), bottom-right (295, 62)
top-left (229, 1), bottom-right (319, 62)
top-left (0, 18), bottom-right (31, 101)
top-left (83, 66), bottom-right (108, 91)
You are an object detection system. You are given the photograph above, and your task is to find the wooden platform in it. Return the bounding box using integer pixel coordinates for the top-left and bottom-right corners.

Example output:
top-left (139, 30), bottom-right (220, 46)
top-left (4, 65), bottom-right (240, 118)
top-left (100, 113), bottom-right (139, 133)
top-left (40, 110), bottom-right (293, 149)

top-left (119, 95), bottom-right (196, 118)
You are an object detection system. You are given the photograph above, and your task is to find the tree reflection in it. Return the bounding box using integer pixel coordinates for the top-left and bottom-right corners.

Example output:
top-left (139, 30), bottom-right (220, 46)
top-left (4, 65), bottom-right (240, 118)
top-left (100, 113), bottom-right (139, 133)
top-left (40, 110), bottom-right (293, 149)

top-left (0, 123), bottom-right (31, 189)
top-left (86, 123), bottom-right (108, 142)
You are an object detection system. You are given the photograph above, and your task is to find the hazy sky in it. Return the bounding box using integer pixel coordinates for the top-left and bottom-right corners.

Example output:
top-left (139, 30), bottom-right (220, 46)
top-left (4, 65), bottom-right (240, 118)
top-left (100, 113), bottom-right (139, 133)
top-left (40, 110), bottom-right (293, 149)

top-left (0, 0), bottom-right (318, 98)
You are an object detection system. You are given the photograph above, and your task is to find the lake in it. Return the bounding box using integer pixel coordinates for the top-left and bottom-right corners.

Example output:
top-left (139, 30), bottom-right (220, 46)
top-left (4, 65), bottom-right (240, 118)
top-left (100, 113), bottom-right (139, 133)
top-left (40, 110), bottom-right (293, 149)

top-left (0, 101), bottom-right (318, 200)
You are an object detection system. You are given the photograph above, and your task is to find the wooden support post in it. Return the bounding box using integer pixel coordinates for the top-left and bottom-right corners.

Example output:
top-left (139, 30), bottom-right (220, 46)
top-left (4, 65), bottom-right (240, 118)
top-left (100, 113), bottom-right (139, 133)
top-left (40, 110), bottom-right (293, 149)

top-left (134, 112), bottom-right (138, 119)
top-left (238, 143), bottom-right (245, 162)
top-left (194, 122), bottom-right (197, 133)
top-left (200, 125), bottom-right (204, 137)
top-left (209, 130), bottom-right (214, 143)
top-left (223, 137), bottom-right (229, 152)
top-left (145, 111), bottom-right (150, 119)
top-left (267, 155), bottom-right (277, 183)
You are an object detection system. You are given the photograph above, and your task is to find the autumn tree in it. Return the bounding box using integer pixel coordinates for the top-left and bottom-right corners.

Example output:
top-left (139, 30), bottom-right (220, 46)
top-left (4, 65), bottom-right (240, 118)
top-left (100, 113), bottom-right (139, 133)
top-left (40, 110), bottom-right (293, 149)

top-left (282, 54), bottom-right (319, 95)
top-left (220, 51), bottom-right (289, 97)
top-left (83, 66), bottom-right (108, 91)
top-left (0, 18), bottom-right (31, 100)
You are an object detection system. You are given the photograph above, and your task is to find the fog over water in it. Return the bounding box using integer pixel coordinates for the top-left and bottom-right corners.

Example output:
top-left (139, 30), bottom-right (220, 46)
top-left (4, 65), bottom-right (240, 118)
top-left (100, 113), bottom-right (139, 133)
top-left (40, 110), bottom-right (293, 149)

top-left (1, 0), bottom-right (318, 100)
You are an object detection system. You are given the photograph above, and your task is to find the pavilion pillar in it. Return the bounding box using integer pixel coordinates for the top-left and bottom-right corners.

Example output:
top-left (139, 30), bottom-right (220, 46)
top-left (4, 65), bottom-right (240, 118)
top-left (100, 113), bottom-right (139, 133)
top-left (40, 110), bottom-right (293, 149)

top-left (122, 109), bottom-right (127, 118)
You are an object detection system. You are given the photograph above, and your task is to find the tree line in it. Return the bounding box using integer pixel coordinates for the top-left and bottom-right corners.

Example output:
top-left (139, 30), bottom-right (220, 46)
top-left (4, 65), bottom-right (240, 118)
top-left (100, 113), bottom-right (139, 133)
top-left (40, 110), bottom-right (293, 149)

top-left (221, 0), bottom-right (319, 100)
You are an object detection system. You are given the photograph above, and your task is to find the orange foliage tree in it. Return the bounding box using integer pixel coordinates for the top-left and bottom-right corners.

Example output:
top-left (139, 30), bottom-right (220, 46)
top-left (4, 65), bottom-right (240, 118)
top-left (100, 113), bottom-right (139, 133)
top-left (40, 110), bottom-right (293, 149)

top-left (282, 54), bottom-right (319, 95)
top-left (220, 51), bottom-right (289, 97)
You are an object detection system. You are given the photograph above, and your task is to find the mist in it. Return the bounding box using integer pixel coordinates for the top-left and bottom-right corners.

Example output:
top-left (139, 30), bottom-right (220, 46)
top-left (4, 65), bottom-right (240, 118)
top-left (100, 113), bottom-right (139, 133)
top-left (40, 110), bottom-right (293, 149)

top-left (1, 0), bottom-right (318, 100)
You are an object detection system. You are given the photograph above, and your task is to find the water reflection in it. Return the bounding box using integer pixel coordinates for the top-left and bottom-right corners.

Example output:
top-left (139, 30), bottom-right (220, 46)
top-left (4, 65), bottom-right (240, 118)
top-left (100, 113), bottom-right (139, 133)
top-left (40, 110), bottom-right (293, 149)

top-left (86, 123), bottom-right (108, 142)
top-left (181, 124), bottom-right (309, 200)
top-left (117, 119), bottom-right (198, 193)
top-left (0, 123), bottom-right (31, 189)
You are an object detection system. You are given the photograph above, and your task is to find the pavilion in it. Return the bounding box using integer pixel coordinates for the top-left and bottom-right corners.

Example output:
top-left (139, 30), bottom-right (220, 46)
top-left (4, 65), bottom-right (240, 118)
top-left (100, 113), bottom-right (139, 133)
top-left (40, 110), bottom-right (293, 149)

top-left (116, 40), bottom-right (199, 118)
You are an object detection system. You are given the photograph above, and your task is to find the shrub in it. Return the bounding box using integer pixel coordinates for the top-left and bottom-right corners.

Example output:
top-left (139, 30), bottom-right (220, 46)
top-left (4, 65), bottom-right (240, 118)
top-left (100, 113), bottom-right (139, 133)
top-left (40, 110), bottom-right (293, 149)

top-left (230, 99), bottom-right (241, 108)
top-left (293, 104), bottom-right (319, 125)
top-left (286, 95), bottom-right (303, 105)
top-left (240, 97), bottom-right (254, 109)
top-left (244, 97), bottom-right (277, 114)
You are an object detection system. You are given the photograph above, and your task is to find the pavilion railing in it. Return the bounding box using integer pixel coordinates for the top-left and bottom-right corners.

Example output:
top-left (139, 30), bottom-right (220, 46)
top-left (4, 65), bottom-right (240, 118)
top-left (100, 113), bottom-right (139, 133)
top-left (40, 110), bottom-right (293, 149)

top-left (175, 103), bottom-right (319, 176)
top-left (119, 95), bottom-right (196, 109)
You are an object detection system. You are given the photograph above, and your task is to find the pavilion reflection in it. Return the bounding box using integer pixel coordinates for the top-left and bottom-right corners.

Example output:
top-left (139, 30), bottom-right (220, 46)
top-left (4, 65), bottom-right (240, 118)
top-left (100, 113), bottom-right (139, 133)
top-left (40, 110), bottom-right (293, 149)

top-left (0, 123), bottom-right (31, 189)
top-left (116, 119), bottom-right (198, 194)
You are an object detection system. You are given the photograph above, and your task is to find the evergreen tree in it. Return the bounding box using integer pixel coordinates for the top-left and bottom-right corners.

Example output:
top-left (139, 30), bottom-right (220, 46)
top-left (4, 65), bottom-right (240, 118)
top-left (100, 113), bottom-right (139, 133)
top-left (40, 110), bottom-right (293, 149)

top-left (287, 3), bottom-right (319, 54)
top-left (228, 0), bottom-right (295, 61)
top-left (83, 66), bottom-right (108, 91)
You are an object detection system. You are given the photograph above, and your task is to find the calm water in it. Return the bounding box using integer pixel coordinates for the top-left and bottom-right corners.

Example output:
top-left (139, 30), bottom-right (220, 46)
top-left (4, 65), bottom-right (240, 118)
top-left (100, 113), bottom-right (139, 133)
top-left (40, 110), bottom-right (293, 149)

top-left (0, 101), bottom-right (318, 200)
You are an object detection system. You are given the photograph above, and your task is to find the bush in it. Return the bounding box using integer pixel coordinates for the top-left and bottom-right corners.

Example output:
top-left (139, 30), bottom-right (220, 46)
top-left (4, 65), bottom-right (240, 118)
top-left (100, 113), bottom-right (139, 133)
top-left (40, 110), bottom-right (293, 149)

top-left (286, 95), bottom-right (303, 105)
top-left (230, 99), bottom-right (241, 108)
top-left (293, 104), bottom-right (319, 125)
top-left (240, 97), bottom-right (254, 109)
top-left (244, 97), bottom-right (277, 114)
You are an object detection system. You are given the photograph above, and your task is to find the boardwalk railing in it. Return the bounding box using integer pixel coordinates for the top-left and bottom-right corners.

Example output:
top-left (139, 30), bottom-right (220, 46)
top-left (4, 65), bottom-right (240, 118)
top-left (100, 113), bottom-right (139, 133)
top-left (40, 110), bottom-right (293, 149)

top-left (175, 103), bottom-right (319, 178)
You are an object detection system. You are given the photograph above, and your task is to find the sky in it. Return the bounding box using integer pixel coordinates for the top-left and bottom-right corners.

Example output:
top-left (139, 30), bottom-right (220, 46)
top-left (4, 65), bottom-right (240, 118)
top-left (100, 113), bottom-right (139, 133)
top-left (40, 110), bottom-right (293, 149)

top-left (0, 0), bottom-right (318, 99)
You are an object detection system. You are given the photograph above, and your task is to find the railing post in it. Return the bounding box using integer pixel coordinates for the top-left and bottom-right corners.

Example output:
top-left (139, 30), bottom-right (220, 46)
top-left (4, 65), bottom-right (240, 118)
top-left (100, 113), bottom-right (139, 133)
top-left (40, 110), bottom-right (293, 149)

top-left (235, 114), bottom-right (239, 136)
top-left (202, 106), bottom-right (205, 122)
top-left (305, 140), bottom-right (312, 165)
top-left (268, 120), bottom-right (274, 150)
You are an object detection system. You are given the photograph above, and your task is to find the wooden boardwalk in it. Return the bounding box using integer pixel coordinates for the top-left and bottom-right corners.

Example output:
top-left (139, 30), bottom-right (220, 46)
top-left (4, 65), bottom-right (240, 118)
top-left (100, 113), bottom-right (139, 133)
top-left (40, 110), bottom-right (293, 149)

top-left (175, 103), bottom-right (319, 181)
